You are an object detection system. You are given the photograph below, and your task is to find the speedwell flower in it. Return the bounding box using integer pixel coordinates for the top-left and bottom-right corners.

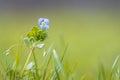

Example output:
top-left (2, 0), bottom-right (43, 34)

top-left (38, 18), bottom-right (50, 30)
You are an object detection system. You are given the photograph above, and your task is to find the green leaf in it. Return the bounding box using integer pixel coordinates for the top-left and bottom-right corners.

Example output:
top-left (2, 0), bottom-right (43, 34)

top-left (27, 26), bottom-right (48, 42)
top-left (24, 37), bottom-right (34, 47)
top-left (54, 65), bottom-right (60, 80)
top-left (112, 55), bottom-right (120, 70)
top-left (53, 49), bottom-right (67, 79)
top-left (60, 44), bottom-right (68, 62)
top-left (42, 43), bottom-right (54, 80)
top-left (5, 49), bottom-right (10, 56)
top-left (110, 55), bottom-right (120, 80)
top-left (98, 63), bottom-right (105, 80)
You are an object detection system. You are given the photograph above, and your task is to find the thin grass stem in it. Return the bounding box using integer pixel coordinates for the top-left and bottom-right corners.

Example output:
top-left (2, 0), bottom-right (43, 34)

top-left (21, 47), bottom-right (35, 76)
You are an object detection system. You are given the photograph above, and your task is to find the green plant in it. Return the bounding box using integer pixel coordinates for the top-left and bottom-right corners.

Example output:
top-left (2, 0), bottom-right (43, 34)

top-left (0, 18), bottom-right (69, 80)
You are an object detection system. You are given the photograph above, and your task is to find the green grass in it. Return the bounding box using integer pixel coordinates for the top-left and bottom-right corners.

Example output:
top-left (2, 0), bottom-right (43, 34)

top-left (0, 26), bottom-right (70, 80)
top-left (0, 10), bottom-right (120, 79)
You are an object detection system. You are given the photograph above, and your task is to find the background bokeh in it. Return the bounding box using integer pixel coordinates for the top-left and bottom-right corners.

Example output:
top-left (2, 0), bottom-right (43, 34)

top-left (0, 0), bottom-right (120, 79)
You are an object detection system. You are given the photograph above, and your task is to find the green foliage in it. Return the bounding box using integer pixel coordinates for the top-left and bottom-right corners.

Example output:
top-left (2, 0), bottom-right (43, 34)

top-left (98, 62), bottom-right (105, 80)
top-left (1, 18), bottom-right (120, 80)
top-left (27, 26), bottom-right (47, 42)
top-left (98, 55), bottom-right (120, 80)
top-left (110, 55), bottom-right (120, 80)
top-left (0, 23), bottom-right (72, 80)
top-left (52, 49), bottom-right (67, 79)
top-left (24, 26), bottom-right (47, 48)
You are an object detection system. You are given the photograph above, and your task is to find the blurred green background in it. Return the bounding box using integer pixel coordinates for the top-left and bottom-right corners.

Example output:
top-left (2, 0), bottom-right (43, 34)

top-left (0, 0), bottom-right (120, 79)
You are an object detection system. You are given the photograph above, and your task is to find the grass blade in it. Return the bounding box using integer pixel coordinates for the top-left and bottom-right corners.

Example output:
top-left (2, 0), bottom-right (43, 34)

top-left (98, 63), bottom-right (105, 80)
top-left (33, 52), bottom-right (40, 80)
top-left (110, 55), bottom-right (120, 80)
top-left (53, 49), bottom-right (67, 79)
top-left (42, 43), bottom-right (54, 80)
top-left (54, 65), bottom-right (60, 80)
top-left (60, 44), bottom-right (68, 62)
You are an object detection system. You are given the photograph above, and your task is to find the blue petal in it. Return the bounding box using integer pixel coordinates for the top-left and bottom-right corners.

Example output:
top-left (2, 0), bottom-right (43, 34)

top-left (38, 18), bottom-right (50, 30)
top-left (38, 18), bottom-right (44, 25)
top-left (44, 18), bottom-right (50, 25)
top-left (40, 25), bottom-right (49, 30)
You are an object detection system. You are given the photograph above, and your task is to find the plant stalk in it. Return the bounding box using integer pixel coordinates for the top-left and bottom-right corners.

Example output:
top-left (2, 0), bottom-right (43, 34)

top-left (21, 47), bottom-right (35, 76)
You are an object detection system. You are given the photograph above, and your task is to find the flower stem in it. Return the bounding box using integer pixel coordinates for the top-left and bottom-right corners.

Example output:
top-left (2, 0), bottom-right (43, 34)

top-left (33, 52), bottom-right (40, 79)
top-left (21, 47), bottom-right (35, 76)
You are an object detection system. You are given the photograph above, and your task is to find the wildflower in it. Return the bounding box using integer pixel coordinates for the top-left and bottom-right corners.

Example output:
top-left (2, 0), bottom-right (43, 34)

top-left (38, 18), bottom-right (50, 30)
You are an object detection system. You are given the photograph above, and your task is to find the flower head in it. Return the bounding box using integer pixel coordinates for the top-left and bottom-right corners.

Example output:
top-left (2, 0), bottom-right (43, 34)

top-left (38, 18), bottom-right (50, 30)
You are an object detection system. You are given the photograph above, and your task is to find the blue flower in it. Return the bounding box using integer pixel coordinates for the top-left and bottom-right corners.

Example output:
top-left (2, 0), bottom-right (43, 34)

top-left (38, 18), bottom-right (50, 30)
